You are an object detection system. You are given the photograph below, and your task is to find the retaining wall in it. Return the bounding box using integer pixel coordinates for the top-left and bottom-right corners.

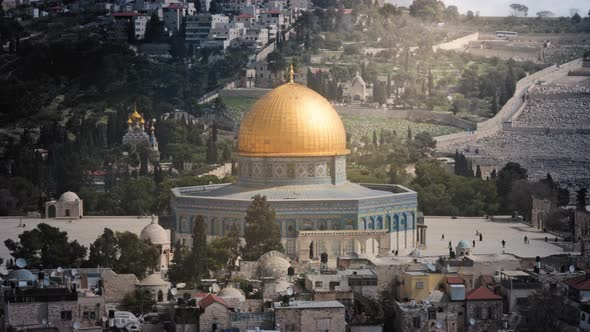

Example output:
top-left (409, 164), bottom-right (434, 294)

top-left (435, 58), bottom-right (583, 153)
top-left (433, 32), bottom-right (480, 52)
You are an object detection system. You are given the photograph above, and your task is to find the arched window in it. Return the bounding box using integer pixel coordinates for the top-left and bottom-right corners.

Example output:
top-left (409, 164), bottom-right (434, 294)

top-left (157, 290), bottom-right (164, 302)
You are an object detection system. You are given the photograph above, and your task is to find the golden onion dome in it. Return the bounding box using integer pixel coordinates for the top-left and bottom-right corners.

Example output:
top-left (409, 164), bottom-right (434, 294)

top-left (237, 82), bottom-right (349, 157)
top-left (127, 118), bottom-right (132, 125)
top-left (130, 109), bottom-right (143, 122)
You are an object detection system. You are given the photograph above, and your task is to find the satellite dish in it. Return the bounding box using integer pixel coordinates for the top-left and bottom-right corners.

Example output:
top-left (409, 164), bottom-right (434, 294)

top-left (424, 299), bottom-right (431, 305)
top-left (208, 286), bottom-right (212, 293)
top-left (410, 300), bottom-right (416, 307)
top-left (427, 263), bottom-right (436, 272)
top-left (42, 319), bottom-right (48, 326)
top-left (177, 282), bottom-right (186, 289)
top-left (73, 322), bottom-right (81, 330)
top-left (436, 321), bottom-right (443, 329)
top-left (50, 271), bottom-right (56, 277)
top-left (211, 283), bottom-right (220, 294)
top-left (57, 267), bottom-right (63, 273)
top-left (469, 318), bottom-right (476, 326)
top-left (171, 288), bottom-right (178, 296)
top-left (70, 269), bottom-right (78, 276)
top-left (15, 258), bottom-right (27, 268)
top-left (569, 265), bottom-right (575, 273)
top-left (286, 287), bottom-right (294, 296)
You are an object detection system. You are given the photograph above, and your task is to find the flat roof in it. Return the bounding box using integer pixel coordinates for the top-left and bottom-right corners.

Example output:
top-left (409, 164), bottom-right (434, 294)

top-left (173, 182), bottom-right (414, 202)
top-left (274, 300), bottom-right (345, 309)
top-left (501, 271), bottom-right (531, 277)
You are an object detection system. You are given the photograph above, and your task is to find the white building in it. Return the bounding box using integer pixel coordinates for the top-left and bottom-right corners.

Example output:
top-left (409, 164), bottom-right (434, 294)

top-left (110, 12), bottom-right (150, 40)
top-left (238, 27), bottom-right (268, 50)
top-left (185, 14), bottom-right (229, 45)
top-left (45, 191), bottom-right (83, 219)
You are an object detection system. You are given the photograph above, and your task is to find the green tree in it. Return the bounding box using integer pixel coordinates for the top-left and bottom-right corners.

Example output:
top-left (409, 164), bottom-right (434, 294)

top-left (120, 289), bottom-right (156, 316)
top-left (267, 51), bottom-right (287, 81)
top-left (510, 3), bottom-right (529, 17)
top-left (114, 231), bottom-right (159, 279)
top-left (207, 225), bottom-right (241, 277)
top-left (206, 137), bottom-right (218, 164)
top-left (144, 13), bottom-right (166, 42)
top-left (167, 240), bottom-right (190, 284)
top-left (4, 223), bottom-right (87, 269)
top-left (496, 162), bottom-right (528, 212)
top-left (87, 228), bottom-right (118, 268)
top-left (243, 195), bottom-right (283, 260)
top-left (189, 215), bottom-right (208, 286)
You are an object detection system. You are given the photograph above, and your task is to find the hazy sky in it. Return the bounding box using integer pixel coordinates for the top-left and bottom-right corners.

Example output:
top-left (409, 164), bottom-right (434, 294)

top-left (387, 0), bottom-right (590, 17)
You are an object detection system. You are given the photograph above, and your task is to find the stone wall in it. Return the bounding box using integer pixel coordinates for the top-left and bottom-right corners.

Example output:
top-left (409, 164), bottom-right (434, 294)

top-left (199, 303), bottom-right (231, 332)
top-left (230, 312), bottom-right (274, 331)
top-left (275, 306), bottom-right (346, 332)
top-left (436, 58), bottom-right (583, 153)
top-left (465, 299), bottom-right (503, 332)
top-left (102, 269), bottom-right (138, 304)
top-left (7, 300), bottom-right (102, 332)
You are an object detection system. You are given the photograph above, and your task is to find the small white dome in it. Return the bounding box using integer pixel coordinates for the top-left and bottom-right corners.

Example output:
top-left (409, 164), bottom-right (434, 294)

top-left (140, 218), bottom-right (169, 245)
top-left (457, 240), bottom-right (472, 249)
top-left (58, 191), bottom-right (80, 202)
top-left (219, 286), bottom-right (246, 301)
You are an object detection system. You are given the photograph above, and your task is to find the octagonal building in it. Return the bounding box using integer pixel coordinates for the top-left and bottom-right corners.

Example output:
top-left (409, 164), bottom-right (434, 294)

top-left (171, 74), bottom-right (419, 258)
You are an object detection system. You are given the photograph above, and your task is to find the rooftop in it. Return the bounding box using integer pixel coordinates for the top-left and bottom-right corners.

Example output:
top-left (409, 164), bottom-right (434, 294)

top-left (274, 300), bottom-right (345, 309)
top-left (173, 182), bottom-right (413, 201)
top-left (563, 273), bottom-right (590, 291)
top-left (466, 286), bottom-right (503, 301)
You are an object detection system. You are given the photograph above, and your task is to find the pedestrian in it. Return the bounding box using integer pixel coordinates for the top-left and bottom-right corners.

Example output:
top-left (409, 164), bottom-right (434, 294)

top-left (545, 236), bottom-right (548, 242)
top-left (441, 234), bottom-right (445, 241)
top-left (502, 240), bottom-right (506, 248)
top-left (524, 236), bottom-right (528, 244)
top-left (475, 230), bottom-right (479, 236)
top-left (449, 240), bottom-right (452, 248)
top-left (473, 240), bottom-right (476, 248)
top-left (555, 237), bottom-right (558, 242)
top-left (479, 233), bottom-right (483, 242)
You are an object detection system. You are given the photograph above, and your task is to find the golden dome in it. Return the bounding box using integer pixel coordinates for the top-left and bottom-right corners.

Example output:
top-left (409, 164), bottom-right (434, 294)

top-left (130, 106), bottom-right (143, 122)
top-left (237, 83), bottom-right (349, 157)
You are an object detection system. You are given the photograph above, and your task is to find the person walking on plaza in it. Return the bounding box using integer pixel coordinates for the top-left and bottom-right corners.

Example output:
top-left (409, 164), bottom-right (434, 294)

top-left (524, 236), bottom-right (528, 244)
top-left (502, 240), bottom-right (506, 248)
top-left (442, 234), bottom-right (445, 241)
top-left (479, 233), bottom-right (483, 241)
top-left (473, 240), bottom-right (476, 248)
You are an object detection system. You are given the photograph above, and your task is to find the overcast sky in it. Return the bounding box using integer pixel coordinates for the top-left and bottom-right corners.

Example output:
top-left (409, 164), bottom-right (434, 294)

top-left (387, 0), bottom-right (590, 17)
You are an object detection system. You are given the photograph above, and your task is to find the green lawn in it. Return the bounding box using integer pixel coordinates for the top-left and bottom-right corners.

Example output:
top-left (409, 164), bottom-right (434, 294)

top-left (220, 96), bottom-right (259, 118)
top-left (341, 115), bottom-right (463, 140)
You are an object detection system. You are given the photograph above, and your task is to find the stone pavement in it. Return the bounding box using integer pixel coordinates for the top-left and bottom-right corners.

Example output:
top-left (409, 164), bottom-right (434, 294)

top-left (421, 217), bottom-right (574, 258)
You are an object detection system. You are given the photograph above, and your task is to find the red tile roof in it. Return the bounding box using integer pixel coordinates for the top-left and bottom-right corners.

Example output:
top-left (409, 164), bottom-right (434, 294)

top-left (165, 4), bottom-right (183, 9)
top-left (563, 274), bottom-right (590, 291)
top-left (236, 14), bottom-right (254, 18)
top-left (466, 286), bottom-right (502, 301)
top-left (446, 276), bottom-right (464, 284)
top-left (199, 293), bottom-right (228, 309)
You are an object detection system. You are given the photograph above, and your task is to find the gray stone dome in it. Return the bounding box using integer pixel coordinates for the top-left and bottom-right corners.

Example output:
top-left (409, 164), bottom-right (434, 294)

top-left (457, 240), bottom-right (472, 249)
top-left (140, 218), bottom-right (169, 245)
top-left (257, 251), bottom-right (291, 280)
top-left (58, 191), bottom-right (80, 202)
top-left (219, 286), bottom-right (246, 301)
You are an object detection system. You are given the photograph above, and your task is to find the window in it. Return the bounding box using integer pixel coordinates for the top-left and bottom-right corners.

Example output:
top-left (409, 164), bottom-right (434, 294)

top-left (475, 306), bottom-right (482, 319)
top-left (428, 309), bottom-right (436, 319)
top-left (416, 280), bottom-right (424, 289)
top-left (487, 307), bottom-right (493, 319)
top-left (413, 317), bottom-right (421, 328)
top-left (61, 311), bottom-right (72, 321)
top-left (314, 281), bottom-right (323, 288)
top-left (316, 318), bottom-right (330, 331)
top-left (83, 311), bottom-right (96, 320)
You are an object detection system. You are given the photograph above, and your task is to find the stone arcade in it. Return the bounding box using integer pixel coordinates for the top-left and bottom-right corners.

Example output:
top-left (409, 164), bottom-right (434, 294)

top-left (171, 68), bottom-right (421, 259)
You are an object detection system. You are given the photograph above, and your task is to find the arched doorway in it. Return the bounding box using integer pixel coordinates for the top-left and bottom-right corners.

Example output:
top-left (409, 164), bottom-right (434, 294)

top-left (157, 290), bottom-right (164, 302)
top-left (365, 238), bottom-right (379, 256)
top-left (309, 241), bottom-right (315, 259)
top-left (47, 205), bottom-right (56, 218)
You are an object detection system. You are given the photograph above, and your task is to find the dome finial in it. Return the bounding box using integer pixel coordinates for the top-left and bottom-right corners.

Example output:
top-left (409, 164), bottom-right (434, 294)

top-left (288, 64), bottom-right (294, 83)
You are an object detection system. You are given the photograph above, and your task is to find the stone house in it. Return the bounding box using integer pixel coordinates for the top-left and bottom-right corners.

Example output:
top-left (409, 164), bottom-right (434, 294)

top-left (45, 191), bottom-right (83, 219)
top-left (531, 196), bottom-right (552, 231)
top-left (465, 286), bottom-right (503, 332)
top-left (2, 287), bottom-right (104, 332)
top-left (274, 300), bottom-right (346, 332)
top-left (197, 293), bottom-right (231, 332)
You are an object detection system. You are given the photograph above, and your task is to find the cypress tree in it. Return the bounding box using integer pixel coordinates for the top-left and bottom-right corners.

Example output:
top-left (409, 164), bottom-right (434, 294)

top-left (190, 215), bottom-right (208, 286)
top-left (243, 195), bottom-right (283, 260)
